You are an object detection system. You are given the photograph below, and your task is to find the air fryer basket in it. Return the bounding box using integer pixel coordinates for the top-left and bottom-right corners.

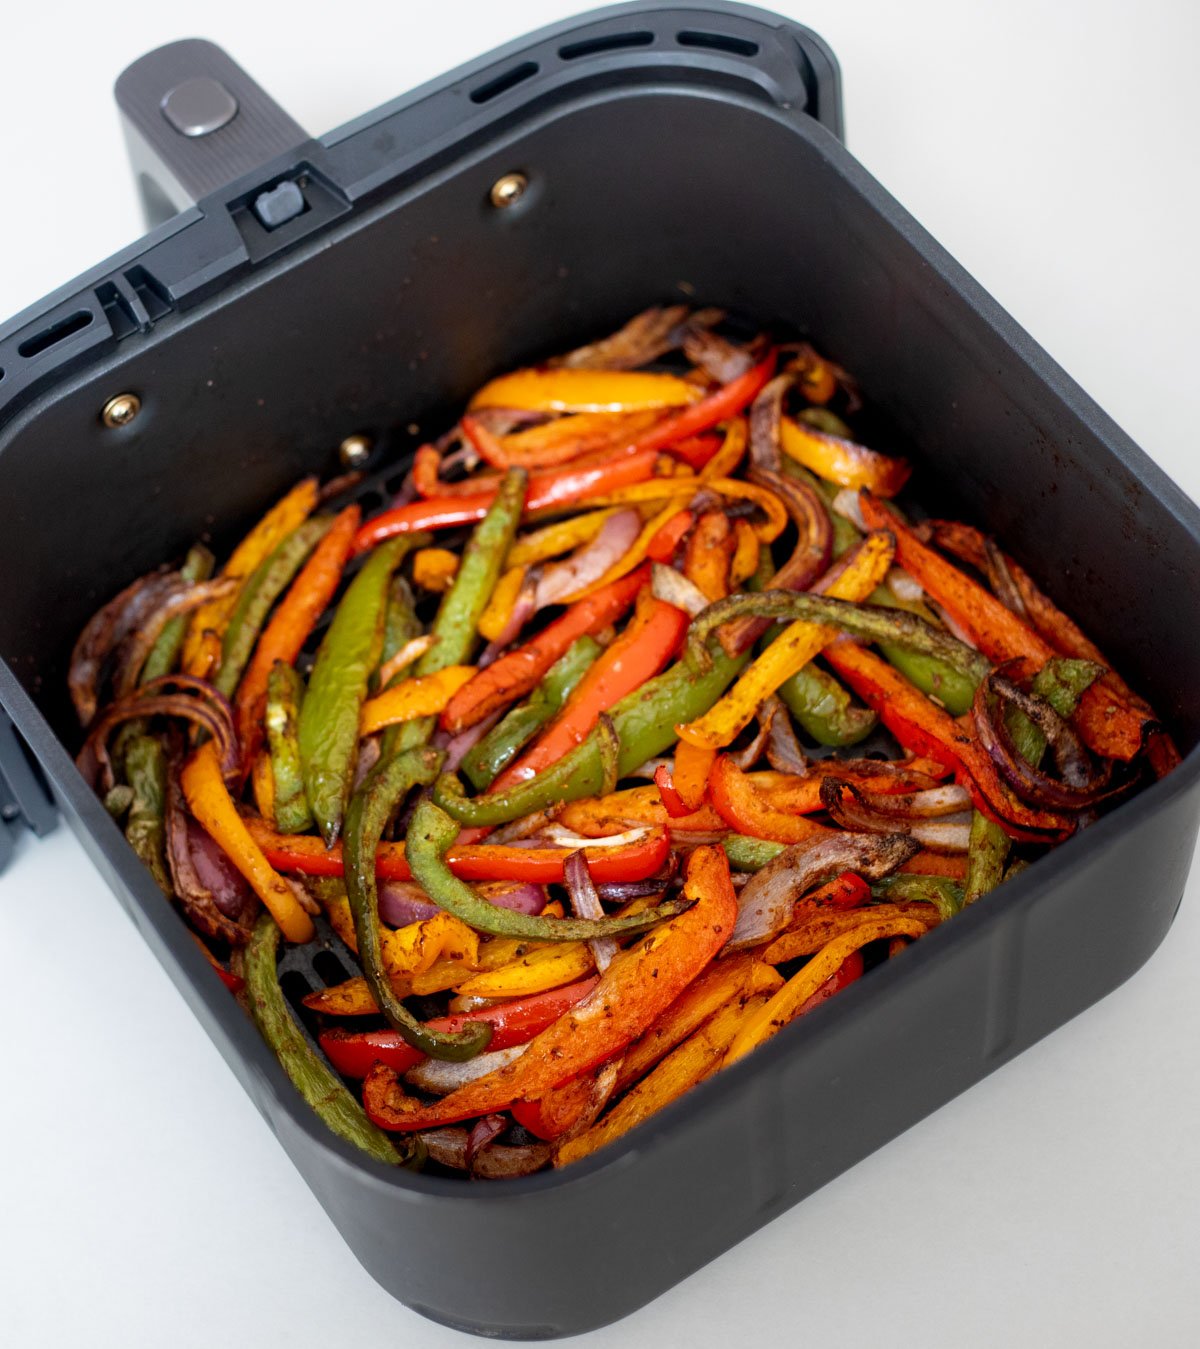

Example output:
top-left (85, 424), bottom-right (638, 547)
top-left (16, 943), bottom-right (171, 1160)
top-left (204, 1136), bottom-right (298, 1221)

top-left (1, 2), bottom-right (1198, 1337)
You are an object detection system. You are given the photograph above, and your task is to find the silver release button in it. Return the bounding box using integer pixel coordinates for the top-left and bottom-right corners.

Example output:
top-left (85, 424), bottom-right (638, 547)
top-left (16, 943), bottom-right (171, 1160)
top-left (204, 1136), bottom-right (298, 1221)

top-left (160, 77), bottom-right (239, 137)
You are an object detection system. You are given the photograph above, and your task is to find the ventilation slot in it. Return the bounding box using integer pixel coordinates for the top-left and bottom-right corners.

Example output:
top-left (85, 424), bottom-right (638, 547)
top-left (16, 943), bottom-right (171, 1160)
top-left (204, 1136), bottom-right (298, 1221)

top-left (559, 30), bottom-right (654, 60)
top-left (17, 309), bottom-right (94, 359)
top-left (312, 950), bottom-right (352, 987)
top-left (125, 265), bottom-right (174, 322)
top-left (676, 30), bottom-right (760, 57)
top-left (469, 61), bottom-right (539, 104)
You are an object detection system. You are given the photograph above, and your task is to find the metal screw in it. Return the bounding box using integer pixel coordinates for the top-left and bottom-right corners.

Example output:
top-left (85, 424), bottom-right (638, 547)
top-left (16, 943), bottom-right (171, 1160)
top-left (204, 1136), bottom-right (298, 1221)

top-left (489, 172), bottom-right (528, 209)
top-left (101, 393), bottom-right (141, 428)
top-left (339, 434), bottom-right (373, 469)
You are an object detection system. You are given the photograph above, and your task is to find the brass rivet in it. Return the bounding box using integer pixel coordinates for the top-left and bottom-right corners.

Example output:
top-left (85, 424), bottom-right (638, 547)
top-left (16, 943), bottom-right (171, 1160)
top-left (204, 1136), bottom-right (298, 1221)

top-left (339, 434), bottom-right (373, 469)
top-left (489, 172), bottom-right (528, 209)
top-left (101, 393), bottom-right (141, 428)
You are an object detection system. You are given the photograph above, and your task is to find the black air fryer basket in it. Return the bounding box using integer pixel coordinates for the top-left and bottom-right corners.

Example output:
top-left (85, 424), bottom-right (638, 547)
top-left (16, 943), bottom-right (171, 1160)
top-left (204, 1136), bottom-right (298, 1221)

top-left (2, 3), bottom-right (1198, 1338)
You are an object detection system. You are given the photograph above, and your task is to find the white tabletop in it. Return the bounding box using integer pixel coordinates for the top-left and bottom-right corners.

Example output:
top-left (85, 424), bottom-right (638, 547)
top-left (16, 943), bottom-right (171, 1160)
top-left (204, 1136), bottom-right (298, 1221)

top-left (2, 2), bottom-right (1198, 1345)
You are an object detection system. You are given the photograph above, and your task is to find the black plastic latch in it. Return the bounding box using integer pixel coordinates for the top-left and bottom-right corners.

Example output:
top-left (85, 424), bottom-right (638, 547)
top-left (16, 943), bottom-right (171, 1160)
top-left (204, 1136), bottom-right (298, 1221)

top-left (0, 708), bottom-right (58, 873)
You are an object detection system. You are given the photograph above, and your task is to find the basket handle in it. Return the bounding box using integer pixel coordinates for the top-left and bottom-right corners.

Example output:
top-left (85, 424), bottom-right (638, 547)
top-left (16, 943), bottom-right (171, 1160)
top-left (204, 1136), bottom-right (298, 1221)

top-left (114, 39), bottom-right (309, 228)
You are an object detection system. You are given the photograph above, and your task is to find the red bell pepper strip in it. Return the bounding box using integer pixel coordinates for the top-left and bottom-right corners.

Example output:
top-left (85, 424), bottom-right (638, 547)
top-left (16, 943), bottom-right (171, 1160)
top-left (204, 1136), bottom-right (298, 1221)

top-left (662, 433), bottom-right (723, 470)
top-left (796, 950), bottom-right (864, 1012)
top-left (806, 871), bottom-right (872, 911)
top-left (644, 509), bottom-right (694, 562)
top-left (858, 493), bottom-right (1150, 762)
top-left (360, 844), bottom-right (739, 1131)
top-left (318, 977), bottom-right (600, 1079)
top-left (441, 565), bottom-right (649, 734)
top-left (619, 353), bottom-right (777, 456)
top-left (491, 589), bottom-right (689, 789)
top-left (824, 640), bottom-right (1073, 840)
top-left (352, 451), bottom-right (661, 554)
top-left (654, 763), bottom-right (693, 819)
top-left (509, 1073), bottom-right (600, 1141)
top-left (708, 754), bottom-right (837, 844)
top-left (243, 815), bottom-right (671, 884)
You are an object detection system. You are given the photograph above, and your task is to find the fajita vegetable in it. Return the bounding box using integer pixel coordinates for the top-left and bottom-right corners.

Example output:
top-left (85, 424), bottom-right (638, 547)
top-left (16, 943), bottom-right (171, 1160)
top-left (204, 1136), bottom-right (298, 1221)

top-left (72, 308), bottom-right (1172, 1176)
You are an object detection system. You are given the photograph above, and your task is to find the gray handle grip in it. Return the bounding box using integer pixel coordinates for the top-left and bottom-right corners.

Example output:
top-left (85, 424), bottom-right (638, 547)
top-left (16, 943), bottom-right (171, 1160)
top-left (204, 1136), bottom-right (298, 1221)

top-left (115, 39), bottom-right (307, 227)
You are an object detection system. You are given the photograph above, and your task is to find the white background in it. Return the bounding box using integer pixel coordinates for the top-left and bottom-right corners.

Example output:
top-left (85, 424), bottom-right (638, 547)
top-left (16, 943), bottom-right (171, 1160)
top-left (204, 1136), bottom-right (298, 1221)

top-left (2, 2), bottom-right (1199, 1345)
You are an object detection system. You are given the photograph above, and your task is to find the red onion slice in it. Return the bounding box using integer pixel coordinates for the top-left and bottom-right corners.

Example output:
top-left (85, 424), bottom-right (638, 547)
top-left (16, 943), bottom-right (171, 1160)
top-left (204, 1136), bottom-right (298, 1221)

top-left (820, 778), bottom-right (972, 852)
top-left (535, 509), bottom-right (641, 609)
top-left (404, 1044), bottom-right (527, 1096)
top-left (564, 850), bottom-right (618, 973)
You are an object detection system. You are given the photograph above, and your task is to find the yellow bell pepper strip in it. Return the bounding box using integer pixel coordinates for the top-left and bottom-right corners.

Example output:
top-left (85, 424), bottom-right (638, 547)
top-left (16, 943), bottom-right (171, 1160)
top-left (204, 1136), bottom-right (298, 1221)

top-left (780, 417), bottom-right (910, 497)
top-left (182, 476), bottom-right (319, 675)
top-left (469, 367), bottom-right (704, 414)
top-left (676, 530), bottom-right (895, 749)
top-left (699, 416), bottom-right (748, 481)
top-left (557, 784), bottom-right (727, 837)
top-left (361, 844), bottom-right (739, 1131)
top-left (729, 519), bottom-right (760, 587)
top-left (313, 881), bottom-right (484, 976)
top-left (725, 914), bottom-right (929, 1066)
top-left (297, 533), bottom-right (424, 845)
top-left (359, 667), bottom-right (476, 735)
top-left (405, 798), bottom-right (689, 942)
top-left (558, 497), bottom-right (694, 602)
top-left (477, 564), bottom-right (528, 642)
top-left (760, 902), bottom-right (940, 965)
top-left (858, 493), bottom-right (1150, 762)
top-left (242, 914), bottom-right (409, 1166)
top-left (412, 547), bottom-right (459, 591)
top-left (556, 989), bottom-right (773, 1167)
top-left (453, 942), bottom-right (596, 998)
top-left (251, 750), bottom-right (276, 825)
top-left (613, 952), bottom-right (783, 1094)
top-left (180, 741), bottom-right (314, 943)
top-left (507, 509), bottom-right (619, 569)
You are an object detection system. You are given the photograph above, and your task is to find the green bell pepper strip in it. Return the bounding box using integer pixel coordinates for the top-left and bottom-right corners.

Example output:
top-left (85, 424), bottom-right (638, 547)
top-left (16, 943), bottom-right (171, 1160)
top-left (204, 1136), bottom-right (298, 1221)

top-left (394, 467), bottom-right (528, 755)
top-left (142, 544), bottom-right (214, 682)
top-left (407, 798), bottom-right (690, 940)
top-left (242, 913), bottom-right (417, 1167)
top-left (964, 658), bottom-right (1103, 905)
top-left (345, 748), bottom-right (495, 1061)
top-left (298, 534), bottom-right (425, 845)
top-left (723, 834), bottom-right (784, 872)
top-left (370, 575), bottom-right (421, 701)
top-left (684, 591), bottom-right (990, 687)
top-left (104, 785), bottom-right (134, 820)
top-left (871, 873), bottom-right (964, 922)
top-left (461, 636), bottom-right (601, 790)
top-left (869, 586), bottom-right (978, 717)
top-left (124, 734), bottom-right (170, 895)
top-left (777, 664), bottom-right (878, 746)
top-left (265, 662), bottom-right (313, 834)
top-left (214, 518), bottom-right (330, 699)
top-left (434, 639), bottom-right (752, 827)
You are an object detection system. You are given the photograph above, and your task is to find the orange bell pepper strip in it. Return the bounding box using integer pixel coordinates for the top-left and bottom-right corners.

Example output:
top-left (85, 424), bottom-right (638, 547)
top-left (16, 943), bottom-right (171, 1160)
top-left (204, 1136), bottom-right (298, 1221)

top-left (557, 785), bottom-right (727, 837)
top-left (899, 851), bottom-right (968, 880)
top-left (858, 493), bottom-right (1150, 762)
top-left (360, 844), bottom-right (739, 1130)
top-left (780, 417), bottom-right (911, 497)
top-left (699, 416), bottom-right (748, 481)
top-left (183, 477), bottom-right (319, 675)
top-left (234, 504), bottom-right (360, 774)
top-left (440, 566), bottom-right (648, 733)
top-left (469, 367), bottom-right (705, 413)
top-left (359, 667), bottom-right (476, 734)
top-left (181, 742), bottom-right (315, 943)
top-left (489, 410), bottom-right (664, 469)
top-left (411, 547), bottom-right (459, 591)
top-left (352, 451), bottom-right (661, 554)
top-left (761, 902), bottom-right (939, 965)
top-left (243, 815), bottom-right (671, 885)
top-left (685, 510), bottom-right (735, 602)
top-left (676, 529), bottom-right (895, 749)
top-left (492, 589), bottom-right (689, 789)
top-left (673, 740), bottom-right (715, 812)
top-left (614, 952), bottom-right (783, 1094)
top-left (726, 916), bottom-right (928, 1065)
top-left (729, 519), bottom-right (760, 586)
top-left (708, 755), bottom-right (837, 844)
top-left (556, 990), bottom-right (770, 1166)
top-left (824, 640), bottom-right (1073, 838)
